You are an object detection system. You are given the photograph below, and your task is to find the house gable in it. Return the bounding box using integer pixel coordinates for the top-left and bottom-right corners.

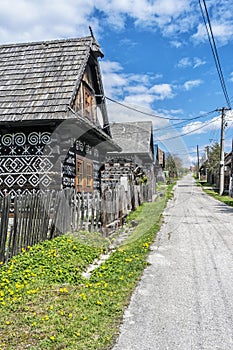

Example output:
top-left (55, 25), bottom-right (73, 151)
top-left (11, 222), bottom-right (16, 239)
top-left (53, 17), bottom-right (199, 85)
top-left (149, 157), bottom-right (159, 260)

top-left (0, 36), bottom-right (119, 196)
top-left (0, 36), bottom-right (105, 125)
top-left (71, 57), bottom-right (109, 132)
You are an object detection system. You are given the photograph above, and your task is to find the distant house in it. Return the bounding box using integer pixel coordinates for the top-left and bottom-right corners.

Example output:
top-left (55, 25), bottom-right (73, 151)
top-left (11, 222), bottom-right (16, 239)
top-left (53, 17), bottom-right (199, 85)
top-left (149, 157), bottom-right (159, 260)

top-left (101, 121), bottom-right (156, 197)
top-left (224, 151), bottom-right (233, 195)
top-left (0, 34), bottom-right (120, 197)
top-left (154, 144), bottom-right (165, 182)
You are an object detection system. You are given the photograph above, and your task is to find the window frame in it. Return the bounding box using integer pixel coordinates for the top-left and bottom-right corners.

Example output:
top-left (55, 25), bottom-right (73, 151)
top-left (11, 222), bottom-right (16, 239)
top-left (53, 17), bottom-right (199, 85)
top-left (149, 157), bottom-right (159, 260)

top-left (75, 155), bottom-right (93, 192)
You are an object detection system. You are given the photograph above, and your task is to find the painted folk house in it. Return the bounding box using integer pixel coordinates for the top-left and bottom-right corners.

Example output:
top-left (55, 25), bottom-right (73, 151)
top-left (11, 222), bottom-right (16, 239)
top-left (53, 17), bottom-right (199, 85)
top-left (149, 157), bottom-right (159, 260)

top-left (0, 35), bottom-right (120, 197)
top-left (101, 121), bottom-right (156, 196)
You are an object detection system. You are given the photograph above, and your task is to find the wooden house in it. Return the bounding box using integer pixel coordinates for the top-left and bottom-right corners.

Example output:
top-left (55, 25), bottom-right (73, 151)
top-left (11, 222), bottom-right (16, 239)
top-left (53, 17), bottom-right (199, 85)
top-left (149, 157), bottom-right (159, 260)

top-left (224, 151), bottom-right (233, 195)
top-left (154, 144), bottom-right (165, 182)
top-left (101, 121), bottom-right (156, 194)
top-left (0, 34), bottom-right (120, 197)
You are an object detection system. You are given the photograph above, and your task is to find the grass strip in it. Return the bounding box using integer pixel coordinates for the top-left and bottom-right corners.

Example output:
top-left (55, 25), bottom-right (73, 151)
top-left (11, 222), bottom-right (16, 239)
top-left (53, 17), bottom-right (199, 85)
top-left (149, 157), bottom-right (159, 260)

top-left (197, 181), bottom-right (233, 207)
top-left (0, 183), bottom-right (173, 350)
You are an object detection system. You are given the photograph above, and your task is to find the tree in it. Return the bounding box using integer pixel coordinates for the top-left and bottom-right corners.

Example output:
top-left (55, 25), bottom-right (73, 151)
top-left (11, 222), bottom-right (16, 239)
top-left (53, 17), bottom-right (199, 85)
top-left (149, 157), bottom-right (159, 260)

top-left (206, 142), bottom-right (220, 175)
top-left (165, 153), bottom-right (188, 179)
top-left (205, 142), bottom-right (221, 185)
top-left (166, 153), bottom-right (177, 178)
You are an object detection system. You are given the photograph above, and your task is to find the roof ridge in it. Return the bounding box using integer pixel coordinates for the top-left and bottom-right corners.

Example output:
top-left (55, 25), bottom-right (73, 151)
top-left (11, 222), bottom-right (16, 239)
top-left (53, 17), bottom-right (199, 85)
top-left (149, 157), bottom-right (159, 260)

top-left (111, 121), bottom-right (152, 125)
top-left (0, 36), bottom-right (93, 48)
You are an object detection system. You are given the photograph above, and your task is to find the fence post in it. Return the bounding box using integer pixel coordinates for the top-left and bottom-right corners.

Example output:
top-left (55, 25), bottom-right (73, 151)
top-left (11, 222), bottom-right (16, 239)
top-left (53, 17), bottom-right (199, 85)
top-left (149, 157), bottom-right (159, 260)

top-left (101, 189), bottom-right (107, 236)
top-left (0, 196), bottom-right (10, 263)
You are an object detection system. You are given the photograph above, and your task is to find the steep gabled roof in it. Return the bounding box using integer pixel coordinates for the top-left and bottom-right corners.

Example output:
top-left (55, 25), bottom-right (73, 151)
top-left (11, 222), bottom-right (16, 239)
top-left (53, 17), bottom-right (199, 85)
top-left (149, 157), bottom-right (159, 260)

top-left (109, 121), bottom-right (154, 162)
top-left (0, 36), bottom-right (103, 122)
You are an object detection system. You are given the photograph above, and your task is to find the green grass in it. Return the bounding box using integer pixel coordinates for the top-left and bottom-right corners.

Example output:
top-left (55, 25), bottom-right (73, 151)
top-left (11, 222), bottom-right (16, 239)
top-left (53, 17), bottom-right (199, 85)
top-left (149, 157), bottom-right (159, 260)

top-left (197, 180), bottom-right (233, 207)
top-left (202, 188), bottom-right (233, 207)
top-left (166, 181), bottom-right (176, 200)
top-left (0, 184), bottom-right (174, 350)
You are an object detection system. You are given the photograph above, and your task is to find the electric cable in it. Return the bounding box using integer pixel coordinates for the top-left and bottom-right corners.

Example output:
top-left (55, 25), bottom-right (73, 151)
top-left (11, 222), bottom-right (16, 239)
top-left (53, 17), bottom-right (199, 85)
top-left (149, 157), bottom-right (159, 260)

top-left (106, 95), bottom-right (216, 122)
top-left (199, 0), bottom-right (231, 109)
top-left (155, 115), bottom-right (222, 142)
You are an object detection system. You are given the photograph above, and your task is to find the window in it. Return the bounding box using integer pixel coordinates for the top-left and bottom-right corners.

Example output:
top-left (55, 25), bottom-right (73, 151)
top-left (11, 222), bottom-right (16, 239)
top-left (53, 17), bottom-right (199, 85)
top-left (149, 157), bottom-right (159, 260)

top-left (76, 159), bottom-right (84, 190)
top-left (83, 85), bottom-right (93, 121)
top-left (86, 163), bottom-right (93, 188)
top-left (75, 156), bottom-right (93, 192)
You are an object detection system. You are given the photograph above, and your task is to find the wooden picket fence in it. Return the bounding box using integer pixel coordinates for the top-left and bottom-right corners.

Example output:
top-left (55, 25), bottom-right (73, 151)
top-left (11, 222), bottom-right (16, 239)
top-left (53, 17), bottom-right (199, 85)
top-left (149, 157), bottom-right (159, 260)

top-left (0, 182), bottom-right (152, 264)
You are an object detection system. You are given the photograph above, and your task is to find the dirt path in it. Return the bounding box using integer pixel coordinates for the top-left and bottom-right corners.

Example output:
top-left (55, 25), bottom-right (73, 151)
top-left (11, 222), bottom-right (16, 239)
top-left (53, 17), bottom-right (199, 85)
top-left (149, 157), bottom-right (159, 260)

top-left (112, 174), bottom-right (233, 350)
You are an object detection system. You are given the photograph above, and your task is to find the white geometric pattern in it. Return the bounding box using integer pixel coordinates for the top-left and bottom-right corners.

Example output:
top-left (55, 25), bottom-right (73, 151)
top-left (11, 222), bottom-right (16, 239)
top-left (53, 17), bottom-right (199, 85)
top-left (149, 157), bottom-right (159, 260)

top-left (28, 174), bottom-right (40, 187)
top-left (16, 175), bottom-right (27, 187)
top-left (4, 175), bottom-right (15, 187)
top-left (0, 131), bottom-right (55, 194)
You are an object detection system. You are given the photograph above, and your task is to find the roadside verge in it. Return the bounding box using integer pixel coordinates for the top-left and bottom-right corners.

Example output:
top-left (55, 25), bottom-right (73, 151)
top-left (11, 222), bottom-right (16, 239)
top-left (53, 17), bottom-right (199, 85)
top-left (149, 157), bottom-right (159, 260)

top-left (0, 182), bottom-right (175, 350)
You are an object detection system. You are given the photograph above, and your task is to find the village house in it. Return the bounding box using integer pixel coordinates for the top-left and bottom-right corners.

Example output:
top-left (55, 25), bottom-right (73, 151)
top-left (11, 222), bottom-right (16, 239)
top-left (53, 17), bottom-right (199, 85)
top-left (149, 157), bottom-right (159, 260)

top-left (0, 33), bottom-right (120, 197)
top-left (101, 121), bottom-right (156, 202)
top-left (224, 150), bottom-right (233, 195)
top-left (154, 144), bottom-right (165, 182)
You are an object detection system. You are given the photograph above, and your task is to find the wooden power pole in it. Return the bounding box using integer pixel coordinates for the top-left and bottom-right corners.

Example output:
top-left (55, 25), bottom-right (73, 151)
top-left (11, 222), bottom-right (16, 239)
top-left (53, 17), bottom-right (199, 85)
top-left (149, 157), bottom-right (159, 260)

top-left (219, 107), bottom-right (226, 196)
top-left (197, 145), bottom-right (200, 180)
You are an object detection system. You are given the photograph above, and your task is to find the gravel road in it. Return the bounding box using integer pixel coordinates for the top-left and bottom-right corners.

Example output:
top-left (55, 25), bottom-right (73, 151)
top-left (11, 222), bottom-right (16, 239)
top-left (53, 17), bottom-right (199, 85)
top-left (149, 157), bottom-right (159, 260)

top-left (112, 174), bottom-right (233, 350)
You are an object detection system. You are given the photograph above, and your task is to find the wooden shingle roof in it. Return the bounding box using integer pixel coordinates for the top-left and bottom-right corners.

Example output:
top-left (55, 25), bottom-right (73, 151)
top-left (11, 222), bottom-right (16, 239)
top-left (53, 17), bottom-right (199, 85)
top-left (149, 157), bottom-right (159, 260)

top-left (0, 36), bottom-right (103, 122)
top-left (109, 121), bottom-right (154, 163)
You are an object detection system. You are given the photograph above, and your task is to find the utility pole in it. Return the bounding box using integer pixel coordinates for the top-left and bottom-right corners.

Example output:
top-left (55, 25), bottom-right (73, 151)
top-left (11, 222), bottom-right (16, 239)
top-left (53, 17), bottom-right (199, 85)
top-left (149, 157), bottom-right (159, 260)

top-left (197, 145), bottom-right (200, 180)
top-left (205, 146), bottom-right (209, 182)
top-left (219, 107), bottom-right (227, 195)
top-left (231, 138), bottom-right (233, 197)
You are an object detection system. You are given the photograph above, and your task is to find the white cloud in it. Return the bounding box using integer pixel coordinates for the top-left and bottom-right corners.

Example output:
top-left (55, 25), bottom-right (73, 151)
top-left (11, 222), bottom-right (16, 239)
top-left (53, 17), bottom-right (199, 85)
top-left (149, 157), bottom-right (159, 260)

top-left (177, 57), bottom-right (192, 68)
top-left (193, 57), bottom-right (206, 68)
top-left (183, 79), bottom-right (203, 91)
top-left (100, 59), bottom-right (175, 111)
top-left (192, 21), bottom-right (233, 46)
top-left (181, 115), bottom-right (221, 135)
top-left (124, 94), bottom-right (155, 106)
top-left (0, 0), bottom-right (95, 43)
top-left (0, 0), bottom-right (232, 46)
top-left (177, 57), bottom-right (206, 69)
top-left (150, 84), bottom-right (175, 100)
top-left (100, 61), bottom-right (127, 97)
top-left (170, 40), bottom-right (183, 48)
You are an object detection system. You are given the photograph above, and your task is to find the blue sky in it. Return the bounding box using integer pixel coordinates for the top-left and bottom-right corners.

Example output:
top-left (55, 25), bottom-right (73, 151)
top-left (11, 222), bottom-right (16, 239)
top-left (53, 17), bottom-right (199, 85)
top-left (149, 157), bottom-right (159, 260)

top-left (1, 0), bottom-right (233, 167)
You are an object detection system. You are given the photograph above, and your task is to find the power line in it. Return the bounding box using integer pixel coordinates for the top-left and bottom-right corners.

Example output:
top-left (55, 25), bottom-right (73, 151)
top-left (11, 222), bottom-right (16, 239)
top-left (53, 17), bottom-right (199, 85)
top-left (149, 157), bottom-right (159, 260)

top-left (199, 0), bottom-right (231, 109)
top-left (171, 151), bottom-right (197, 156)
top-left (110, 109), bottom-right (217, 137)
top-left (153, 110), bottom-right (217, 133)
top-left (106, 95), bottom-right (216, 122)
top-left (156, 115), bottom-right (222, 142)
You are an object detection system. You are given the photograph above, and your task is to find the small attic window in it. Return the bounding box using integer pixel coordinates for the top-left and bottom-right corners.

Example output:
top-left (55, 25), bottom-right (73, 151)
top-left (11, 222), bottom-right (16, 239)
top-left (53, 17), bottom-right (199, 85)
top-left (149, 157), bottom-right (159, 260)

top-left (83, 81), bottom-right (94, 122)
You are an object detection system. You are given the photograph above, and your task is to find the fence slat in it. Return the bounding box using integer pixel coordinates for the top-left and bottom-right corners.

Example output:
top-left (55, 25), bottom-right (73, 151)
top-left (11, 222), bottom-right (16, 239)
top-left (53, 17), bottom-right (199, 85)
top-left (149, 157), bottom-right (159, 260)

top-left (0, 181), bottom-right (152, 264)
